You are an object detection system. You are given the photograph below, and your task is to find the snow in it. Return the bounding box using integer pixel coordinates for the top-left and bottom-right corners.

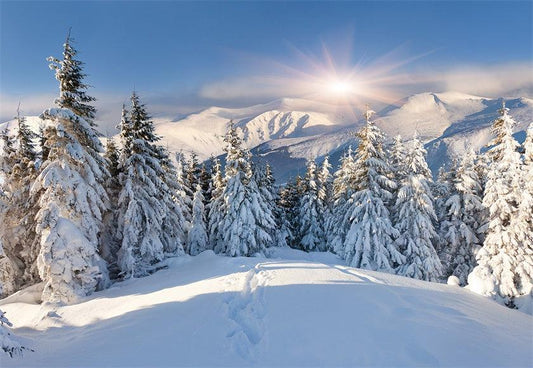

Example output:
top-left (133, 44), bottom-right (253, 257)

top-left (3, 93), bottom-right (531, 183)
top-left (2, 250), bottom-right (531, 367)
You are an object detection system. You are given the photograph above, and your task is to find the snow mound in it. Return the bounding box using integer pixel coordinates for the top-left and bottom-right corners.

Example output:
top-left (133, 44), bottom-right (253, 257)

top-left (2, 250), bottom-right (531, 367)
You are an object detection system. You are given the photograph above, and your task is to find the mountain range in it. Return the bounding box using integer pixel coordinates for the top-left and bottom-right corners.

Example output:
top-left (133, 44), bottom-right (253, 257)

top-left (2, 91), bottom-right (531, 182)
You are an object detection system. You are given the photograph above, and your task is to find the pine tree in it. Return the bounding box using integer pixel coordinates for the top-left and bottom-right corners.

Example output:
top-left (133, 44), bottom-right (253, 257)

top-left (187, 184), bottom-right (209, 256)
top-left (318, 156), bottom-right (333, 212)
top-left (5, 109), bottom-right (40, 286)
top-left (394, 134), bottom-right (442, 281)
top-left (433, 165), bottom-right (455, 260)
top-left (47, 29), bottom-right (96, 126)
top-left (31, 34), bottom-right (110, 302)
top-left (0, 130), bottom-right (19, 296)
top-left (101, 137), bottom-right (122, 275)
top-left (341, 110), bottom-right (403, 271)
top-left (156, 145), bottom-right (189, 256)
top-left (116, 92), bottom-right (185, 278)
top-left (207, 156), bottom-right (225, 250)
top-left (298, 159), bottom-right (325, 251)
top-left (39, 123), bottom-right (50, 162)
top-left (175, 152), bottom-right (193, 223)
top-left (215, 122), bottom-right (276, 256)
top-left (198, 162), bottom-right (212, 204)
top-left (186, 152), bottom-right (201, 191)
top-left (1, 310), bottom-right (27, 358)
top-left (278, 177), bottom-right (300, 248)
top-left (257, 163), bottom-right (289, 247)
top-left (440, 149), bottom-right (484, 285)
top-left (469, 105), bottom-right (532, 304)
top-left (328, 148), bottom-right (356, 256)
top-left (518, 123), bottom-right (533, 257)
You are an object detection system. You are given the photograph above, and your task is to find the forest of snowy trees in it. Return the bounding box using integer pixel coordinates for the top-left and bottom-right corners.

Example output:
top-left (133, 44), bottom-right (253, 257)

top-left (1, 35), bottom-right (532, 356)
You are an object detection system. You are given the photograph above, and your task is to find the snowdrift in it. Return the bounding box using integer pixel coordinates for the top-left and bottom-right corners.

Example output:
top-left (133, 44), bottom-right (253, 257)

top-left (2, 249), bottom-right (531, 367)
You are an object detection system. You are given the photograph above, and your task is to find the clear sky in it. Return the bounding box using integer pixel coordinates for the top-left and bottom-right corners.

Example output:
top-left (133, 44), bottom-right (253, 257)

top-left (1, 1), bottom-right (532, 124)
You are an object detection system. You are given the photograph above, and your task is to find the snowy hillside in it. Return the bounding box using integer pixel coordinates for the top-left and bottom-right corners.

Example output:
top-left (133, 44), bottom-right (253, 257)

top-left (2, 249), bottom-right (531, 367)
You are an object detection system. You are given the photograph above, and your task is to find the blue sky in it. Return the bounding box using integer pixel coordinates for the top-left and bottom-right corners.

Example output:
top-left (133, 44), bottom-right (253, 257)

top-left (1, 1), bottom-right (532, 123)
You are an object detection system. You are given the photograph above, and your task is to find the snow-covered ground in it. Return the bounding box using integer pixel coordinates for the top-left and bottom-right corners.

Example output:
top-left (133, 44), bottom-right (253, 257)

top-left (2, 249), bottom-right (531, 367)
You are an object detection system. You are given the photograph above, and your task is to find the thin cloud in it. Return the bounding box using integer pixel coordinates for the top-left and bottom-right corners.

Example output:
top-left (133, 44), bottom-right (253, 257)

top-left (199, 62), bottom-right (533, 104)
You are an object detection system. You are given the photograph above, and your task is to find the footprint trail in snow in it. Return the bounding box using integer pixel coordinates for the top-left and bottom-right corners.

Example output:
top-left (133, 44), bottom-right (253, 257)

top-left (225, 263), bottom-right (271, 361)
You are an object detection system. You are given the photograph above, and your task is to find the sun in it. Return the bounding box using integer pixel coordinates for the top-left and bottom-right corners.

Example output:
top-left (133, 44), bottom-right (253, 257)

top-left (328, 80), bottom-right (353, 95)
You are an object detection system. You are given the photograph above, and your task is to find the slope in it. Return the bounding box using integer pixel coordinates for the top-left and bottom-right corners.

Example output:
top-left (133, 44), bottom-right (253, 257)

top-left (2, 249), bottom-right (531, 367)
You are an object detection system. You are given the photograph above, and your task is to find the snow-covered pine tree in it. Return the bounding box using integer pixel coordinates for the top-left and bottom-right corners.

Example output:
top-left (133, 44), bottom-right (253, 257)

top-left (4, 109), bottom-right (40, 286)
top-left (215, 122), bottom-right (276, 256)
top-left (328, 147), bottom-right (356, 256)
top-left (175, 151), bottom-right (193, 223)
top-left (394, 133), bottom-right (442, 281)
top-left (155, 145), bottom-right (188, 256)
top-left (207, 156), bottom-right (225, 249)
top-left (439, 149), bottom-right (484, 285)
top-left (31, 34), bottom-right (110, 303)
top-left (101, 137), bottom-right (122, 276)
top-left (433, 165), bottom-right (455, 261)
top-left (186, 152), bottom-right (202, 191)
top-left (318, 156), bottom-right (333, 213)
top-left (116, 92), bottom-right (184, 278)
top-left (256, 163), bottom-right (289, 248)
top-left (518, 123), bottom-right (533, 257)
top-left (1, 309), bottom-right (28, 358)
top-left (298, 159), bottom-right (326, 252)
top-left (389, 135), bottom-right (407, 185)
top-left (187, 184), bottom-right (209, 256)
top-left (198, 162), bottom-right (212, 204)
top-left (468, 105), bottom-right (532, 304)
top-left (39, 123), bottom-right (50, 162)
top-left (0, 127), bottom-right (22, 295)
top-left (388, 135), bottom-right (407, 215)
top-left (0, 239), bottom-right (17, 298)
top-left (0, 130), bottom-right (19, 296)
top-left (278, 177), bottom-right (301, 248)
top-left (342, 109), bottom-right (403, 271)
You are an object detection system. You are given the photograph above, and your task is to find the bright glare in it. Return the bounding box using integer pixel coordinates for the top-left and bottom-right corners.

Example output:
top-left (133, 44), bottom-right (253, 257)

top-left (328, 80), bottom-right (353, 95)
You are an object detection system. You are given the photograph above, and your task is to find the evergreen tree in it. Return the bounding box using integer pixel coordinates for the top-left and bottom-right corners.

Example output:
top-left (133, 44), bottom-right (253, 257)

top-left (215, 122), bottom-right (276, 256)
top-left (186, 152), bottom-right (201, 191)
top-left (342, 110), bottom-right (403, 271)
top-left (328, 148), bottom-right (356, 256)
top-left (4, 110), bottom-right (40, 286)
top-left (518, 123), bottom-right (533, 255)
top-left (47, 29), bottom-right (96, 126)
top-left (469, 105), bottom-right (532, 304)
top-left (207, 156), bottom-right (225, 249)
top-left (257, 163), bottom-right (289, 247)
top-left (298, 159), bottom-right (325, 251)
top-left (116, 92), bottom-right (184, 278)
top-left (389, 135), bottom-right (407, 187)
top-left (278, 177), bottom-right (301, 248)
top-left (187, 184), bottom-right (209, 256)
top-left (433, 165), bottom-right (455, 259)
top-left (1, 309), bottom-right (28, 358)
top-left (440, 149), bottom-right (484, 285)
top-left (317, 156), bottom-right (333, 213)
top-left (175, 151), bottom-right (193, 223)
top-left (0, 130), bottom-right (19, 296)
top-left (394, 134), bottom-right (442, 281)
top-left (31, 34), bottom-right (110, 302)
top-left (198, 162), bottom-right (212, 204)
top-left (101, 137), bottom-right (122, 275)
top-left (156, 145), bottom-right (188, 256)
top-left (39, 123), bottom-right (50, 162)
